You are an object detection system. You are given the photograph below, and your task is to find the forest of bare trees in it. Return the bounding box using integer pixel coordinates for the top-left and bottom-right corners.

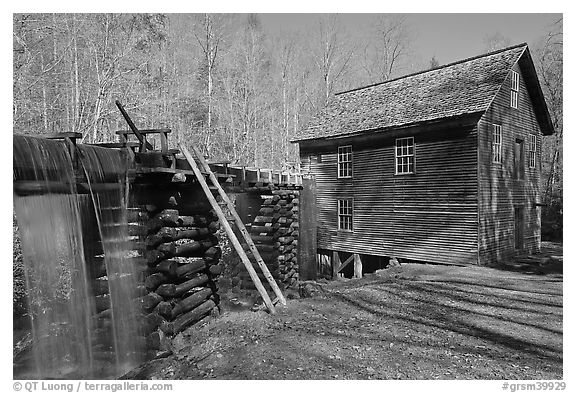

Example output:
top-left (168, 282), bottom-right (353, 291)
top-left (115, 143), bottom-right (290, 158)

top-left (533, 18), bottom-right (563, 238)
top-left (12, 14), bottom-right (563, 227)
top-left (12, 14), bottom-right (420, 169)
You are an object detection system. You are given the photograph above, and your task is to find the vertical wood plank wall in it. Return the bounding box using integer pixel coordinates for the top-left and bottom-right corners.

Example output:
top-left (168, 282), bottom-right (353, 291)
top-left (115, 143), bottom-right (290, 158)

top-left (300, 126), bottom-right (479, 265)
top-left (299, 177), bottom-right (318, 280)
top-left (478, 62), bottom-right (543, 264)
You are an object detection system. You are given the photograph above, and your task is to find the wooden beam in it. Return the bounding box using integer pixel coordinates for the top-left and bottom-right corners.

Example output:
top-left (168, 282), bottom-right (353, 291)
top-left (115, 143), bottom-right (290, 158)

top-left (332, 251), bottom-right (341, 279)
top-left (115, 128), bottom-right (172, 135)
top-left (299, 176), bottom-right (317, 280)
top-left (43, 132), bottom-right (83, 140)
top-left (179, 144), bottom-right (279, 313)
top-left (337, 253), bottom-right (354, 273)
top-left (159, 131), bottom-right (168, 153)
top-left (353, 253), bottom-right (362, 278)
top-left (88, 142), bottom-right (140, 149)
top-left (115, 100), bottom-right (154, 151)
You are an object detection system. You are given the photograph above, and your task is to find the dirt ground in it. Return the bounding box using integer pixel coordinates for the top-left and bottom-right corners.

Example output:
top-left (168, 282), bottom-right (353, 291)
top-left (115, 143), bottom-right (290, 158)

top-left (125, 242), bottom-right (563, 380)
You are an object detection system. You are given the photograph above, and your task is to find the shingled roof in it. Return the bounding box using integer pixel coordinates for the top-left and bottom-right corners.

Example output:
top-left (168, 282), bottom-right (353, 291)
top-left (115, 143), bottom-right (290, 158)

top-left (293, 43), bottom-right (553, 142)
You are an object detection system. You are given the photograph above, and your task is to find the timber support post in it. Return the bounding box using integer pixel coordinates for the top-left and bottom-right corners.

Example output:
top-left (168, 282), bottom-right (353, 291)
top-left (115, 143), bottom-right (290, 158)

top-left (332, 251), bottom-right (343, 280)
top-left (353, 253), bottom-right (362, 278)
top-left (299, 175), bottom-right (317, 280)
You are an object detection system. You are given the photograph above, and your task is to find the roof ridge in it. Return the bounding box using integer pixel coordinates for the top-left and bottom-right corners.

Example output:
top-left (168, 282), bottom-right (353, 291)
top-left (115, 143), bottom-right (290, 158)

top-left (335, 42), bottom-right (528, 96)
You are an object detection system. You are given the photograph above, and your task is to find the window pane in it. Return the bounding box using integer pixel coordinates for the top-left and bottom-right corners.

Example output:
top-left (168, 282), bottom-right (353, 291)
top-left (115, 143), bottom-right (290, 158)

top-left (492, 125), bottom-right (502, 163)
top-left (396, 138), bottom-right (414, 174)
top-left (511, 91), bottom-right (518, 108)
top-left (338, 199), bottom-right (353, 230)
top-left (338, 146), bottom-right (353, 177)
top-left (511, 71), bottom-right (519, 91)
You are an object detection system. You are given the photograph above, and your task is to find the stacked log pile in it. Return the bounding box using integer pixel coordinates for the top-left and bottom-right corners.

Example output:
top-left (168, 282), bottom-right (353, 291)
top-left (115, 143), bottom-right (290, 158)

top-left (272, 189), bottom-right (300, 288)
top-left (137, 204), bottom-right (223, 347)
top-left (239, 188), bottom-right (300, 290)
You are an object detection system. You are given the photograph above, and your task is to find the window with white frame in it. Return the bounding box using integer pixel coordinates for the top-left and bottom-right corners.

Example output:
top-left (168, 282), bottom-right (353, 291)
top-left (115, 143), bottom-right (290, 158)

top-left (492, 124), bottom-right (502, 163)
top-left (510, 70), bottom-right (519, 109)
top-left (395, 137), bottom-right (415, 174)
top-left (337, 145), bottom-right (353, 178)
top-left (338, 199), bottom-right (353, 231)
top-left (529, 134), bottom-right (537, 168)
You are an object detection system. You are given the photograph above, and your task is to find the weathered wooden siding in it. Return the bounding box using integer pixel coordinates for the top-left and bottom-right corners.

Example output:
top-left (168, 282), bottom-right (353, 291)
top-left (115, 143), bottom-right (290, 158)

top-left (478, 61), bottom-right (542, 264)
top-left (300, 127), bottom-right (479, 265)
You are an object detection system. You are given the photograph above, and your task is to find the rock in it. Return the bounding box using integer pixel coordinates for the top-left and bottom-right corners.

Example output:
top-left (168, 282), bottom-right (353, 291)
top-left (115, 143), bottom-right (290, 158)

top-left (167, 195), bottom-right (178, 206)
top-left (154, 350), bottom-right (173, 359)
top-left (286, 289), bottom-right (300, 300)
top-left (210, 306), bottom-right (220, 318)
top-left (298, 281), bottom-right (324, 298)
top-left (171, 173), bottom-right (186, 183)
top-left (170, 333), bottom-right (187, 352)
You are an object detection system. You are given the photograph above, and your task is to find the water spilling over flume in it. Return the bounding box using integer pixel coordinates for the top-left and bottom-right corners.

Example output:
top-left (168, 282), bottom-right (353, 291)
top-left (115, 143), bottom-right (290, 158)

top-left (13, 135), bottom-right (145, 379)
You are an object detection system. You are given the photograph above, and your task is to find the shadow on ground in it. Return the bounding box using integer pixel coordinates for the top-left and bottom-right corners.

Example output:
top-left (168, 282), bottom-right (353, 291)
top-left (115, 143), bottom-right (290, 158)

top-left (489, 241), bottom-right (563, 276)
top-left (124, 243), bottom-right (563, 380)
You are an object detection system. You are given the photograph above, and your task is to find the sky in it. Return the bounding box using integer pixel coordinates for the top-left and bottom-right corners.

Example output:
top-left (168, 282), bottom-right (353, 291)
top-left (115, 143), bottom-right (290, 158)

top-left (260, 13), bottom-right (561, 66)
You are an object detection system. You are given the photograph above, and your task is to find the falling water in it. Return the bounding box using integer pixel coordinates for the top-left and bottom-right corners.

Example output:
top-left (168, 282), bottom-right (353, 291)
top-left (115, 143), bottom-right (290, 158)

top-left (77, 144), bottom-right (144, 375)
top-left (13, 135), bottom-right (144, 379)
top-left (13, 136), bottom-right (95, 378)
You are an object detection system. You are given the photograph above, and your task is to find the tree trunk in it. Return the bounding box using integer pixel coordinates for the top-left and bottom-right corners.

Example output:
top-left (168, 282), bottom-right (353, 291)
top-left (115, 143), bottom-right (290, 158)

top-left (40, 51), bottom-right (49, 133)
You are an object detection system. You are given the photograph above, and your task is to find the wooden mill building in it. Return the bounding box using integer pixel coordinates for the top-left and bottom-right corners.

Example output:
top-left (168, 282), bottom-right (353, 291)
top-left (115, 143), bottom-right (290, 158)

top-left (293, 43), bottom-right (554, 274)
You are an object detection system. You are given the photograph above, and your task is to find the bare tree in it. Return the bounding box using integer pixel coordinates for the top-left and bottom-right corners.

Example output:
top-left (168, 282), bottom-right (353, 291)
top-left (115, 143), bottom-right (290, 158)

top-left (276, 35), bottom-right (296, 163)
top-left (483, 32), bottom-right (512, 52)
top-left (534, 18), bottom-right (563, 204)
top-left (361, 14), bottom-right (411, 83)
top-left (306, 15), bottom-right (354, 111)
top-left (193, 14), bottom-right (225, 156)
top-left (85, 14), bottom-right (134, 142)
top-left (13, 14), bottom-right (72, 134)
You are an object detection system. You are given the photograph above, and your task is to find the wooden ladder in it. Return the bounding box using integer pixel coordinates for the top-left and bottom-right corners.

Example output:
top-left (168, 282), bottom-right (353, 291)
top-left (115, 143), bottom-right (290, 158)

top-left (179, 143), bottom-right (286, 314)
